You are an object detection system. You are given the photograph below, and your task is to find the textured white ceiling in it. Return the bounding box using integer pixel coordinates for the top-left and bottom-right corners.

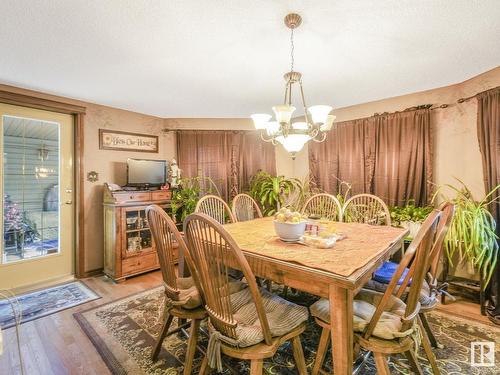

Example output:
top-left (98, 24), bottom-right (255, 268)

top-left (0, 1), bottom-right (499, 117)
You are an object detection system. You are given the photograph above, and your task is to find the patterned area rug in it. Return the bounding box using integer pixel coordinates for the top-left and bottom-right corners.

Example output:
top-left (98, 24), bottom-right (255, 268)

top-left (0, 281), bottom-right (100, 329)
top-left (74, 286), bottom-right (500, 374)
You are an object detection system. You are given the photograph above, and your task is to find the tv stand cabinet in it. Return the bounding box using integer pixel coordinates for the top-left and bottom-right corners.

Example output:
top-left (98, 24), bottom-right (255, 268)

top-left (103, 183), bottom-right (176, 283)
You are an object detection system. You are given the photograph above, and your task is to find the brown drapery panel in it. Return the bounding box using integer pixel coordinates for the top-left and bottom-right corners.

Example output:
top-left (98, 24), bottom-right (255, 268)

top-left (309, 108), bottom-right (432, 206)
top-left (373, 109), bottom-right (432, 206)
top-left (477, 86), bottom-right (500, 324)
top-left (176, 130), bottom-right (276, 201)
top-left (309, 118), bottom-right (374, 195)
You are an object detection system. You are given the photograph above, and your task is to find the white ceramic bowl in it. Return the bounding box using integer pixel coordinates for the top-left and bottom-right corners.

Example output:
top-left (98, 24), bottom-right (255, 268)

top-left (273, 220), bottom-right (306, 242)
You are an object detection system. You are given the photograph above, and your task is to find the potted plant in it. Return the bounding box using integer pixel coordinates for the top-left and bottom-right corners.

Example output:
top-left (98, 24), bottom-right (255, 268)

top-left (434, 179), bottom-right (499, 287)
top-left (389, 201), bottom-right (433, 238)
top-left (170, 176), bottom-right (220, 224)
top-left (248, 171), bottom-right (302, 216)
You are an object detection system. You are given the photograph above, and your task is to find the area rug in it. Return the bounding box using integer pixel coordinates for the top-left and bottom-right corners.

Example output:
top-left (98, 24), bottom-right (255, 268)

top-left (74, 286), bottom-right (500, 374)
top-left (0, 281), bottom-right (100, 329)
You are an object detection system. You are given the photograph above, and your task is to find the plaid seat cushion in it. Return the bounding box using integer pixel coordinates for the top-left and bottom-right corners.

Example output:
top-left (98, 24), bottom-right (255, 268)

top-left (230, 287), bottom-right (309, 347)
top-left (207, 286), bottom-right (309, 371)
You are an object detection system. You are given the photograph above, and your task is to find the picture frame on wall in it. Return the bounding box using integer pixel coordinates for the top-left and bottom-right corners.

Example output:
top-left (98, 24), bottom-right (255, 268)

top-left (99, 129), bottom-right (159, 153)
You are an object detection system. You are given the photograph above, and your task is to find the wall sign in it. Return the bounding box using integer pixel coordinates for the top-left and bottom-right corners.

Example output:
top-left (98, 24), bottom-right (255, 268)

top-left (99, 129), bottom-right (158, 153)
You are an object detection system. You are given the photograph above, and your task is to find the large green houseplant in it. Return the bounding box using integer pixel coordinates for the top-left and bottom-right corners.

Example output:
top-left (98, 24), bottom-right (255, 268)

top-left (434, 179), bottom-right (499, 287)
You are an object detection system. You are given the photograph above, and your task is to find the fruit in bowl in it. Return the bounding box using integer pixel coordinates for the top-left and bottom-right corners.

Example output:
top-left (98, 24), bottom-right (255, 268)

top-left (273, 208), bottom-right (306, 242)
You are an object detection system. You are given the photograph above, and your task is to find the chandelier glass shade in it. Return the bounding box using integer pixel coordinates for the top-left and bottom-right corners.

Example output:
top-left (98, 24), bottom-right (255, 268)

top-left (251, 13), bottom-right (335, 158)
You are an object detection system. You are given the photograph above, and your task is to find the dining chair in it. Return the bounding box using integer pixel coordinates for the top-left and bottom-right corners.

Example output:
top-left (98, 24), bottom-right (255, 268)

top-left (342, 193), bottom-right (391, 225)
top-left (195, 194), bottom-right (236, 224)
top-left (365, 203), bottom-right (454, 354)
top-left (184, 213), bottom-right (309, 375)
top-left (418, 202), bottom-right (455, 349)
top-left (301, 193), bottom-right (342, 221)
top-left (310, 210), bottom-right (442, 375)
top-left (231, 193), bottom-right (263, 222)
top-left (146, 205), bottom-right (207, 375)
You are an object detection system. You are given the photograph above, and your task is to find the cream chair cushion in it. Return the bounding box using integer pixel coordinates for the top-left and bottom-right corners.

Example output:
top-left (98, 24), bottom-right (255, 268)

top-left (310, 288), bottom-right (412, 340)
top-left (174, 277), bottom-right (246, 309)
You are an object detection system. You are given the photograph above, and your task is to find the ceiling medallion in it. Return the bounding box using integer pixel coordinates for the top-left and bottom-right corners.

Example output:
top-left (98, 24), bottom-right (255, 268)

top-left (251, 13), bottom-right (335, 159)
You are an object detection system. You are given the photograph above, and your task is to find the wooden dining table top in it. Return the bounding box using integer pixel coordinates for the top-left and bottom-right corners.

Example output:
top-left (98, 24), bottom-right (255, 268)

top-left (223, 217), bottom-right (408, 292)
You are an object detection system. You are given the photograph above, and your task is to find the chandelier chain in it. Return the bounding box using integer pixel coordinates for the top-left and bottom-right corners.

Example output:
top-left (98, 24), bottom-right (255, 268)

top-left (290, 28), bottom-right (294, 73)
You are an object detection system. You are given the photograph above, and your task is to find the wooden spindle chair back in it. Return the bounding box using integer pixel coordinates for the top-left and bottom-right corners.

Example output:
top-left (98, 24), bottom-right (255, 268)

top-left (195, 194), bottom-right (235, 225)
top-left (301, 193), bottom-right (342, 221)
top-left (146, 204), bottom-right (202, 302)
top-left (393, 203), bottom-right (455, 301)
top-left (429, 202), bottom-right (455, 280)
top-left (232, 193), bottom-right (263, 222)
top-left (184, 213), bottom-right (272, 345)
top-left (343, 194), bottom-right (391, 226)
top-left (362, 210), bottom-right (441, 339)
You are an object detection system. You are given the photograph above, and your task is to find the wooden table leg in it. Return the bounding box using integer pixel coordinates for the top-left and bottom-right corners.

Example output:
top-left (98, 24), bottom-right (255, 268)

top-left (329, 284), bottom-right (353, 375)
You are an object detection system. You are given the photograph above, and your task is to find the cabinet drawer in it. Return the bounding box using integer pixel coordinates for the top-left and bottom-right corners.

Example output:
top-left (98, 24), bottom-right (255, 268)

top-left (114, 192), bottom-right (151, 203)
top-left (122, 252), bottom-right (159, 274)
top-left (151, 190), bottom-right (171, 200)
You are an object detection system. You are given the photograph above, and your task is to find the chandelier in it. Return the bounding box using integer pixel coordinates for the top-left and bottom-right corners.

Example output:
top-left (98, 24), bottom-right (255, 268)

top-left (251, 13), bottom-right (335, 159)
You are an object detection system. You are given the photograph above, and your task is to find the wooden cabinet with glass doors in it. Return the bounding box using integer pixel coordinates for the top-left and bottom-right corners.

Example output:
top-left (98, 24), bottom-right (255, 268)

top-left (103, 183), bottom-right (177, 282)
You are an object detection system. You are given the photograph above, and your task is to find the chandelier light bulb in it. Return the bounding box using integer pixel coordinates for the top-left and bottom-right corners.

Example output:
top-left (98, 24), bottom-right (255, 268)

top-left (272, 105), bottom-right (296, 124)
top-left (308, 105), bottom-right (333, 124)
top-left (265, 121), bottom-right (280, 136)
top-left (320, 114), bottom-right (336, 131)
top-left (251, 113), bottom-right (272, 129)
top-left (276, 134), bottom-right (310, 153)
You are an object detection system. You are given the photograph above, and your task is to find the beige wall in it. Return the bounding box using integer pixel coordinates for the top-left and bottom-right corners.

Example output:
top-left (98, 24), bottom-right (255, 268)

top-left (83, 105), bottom-right (175, 270)
top-left (285, 67), bottom-right (500, 202)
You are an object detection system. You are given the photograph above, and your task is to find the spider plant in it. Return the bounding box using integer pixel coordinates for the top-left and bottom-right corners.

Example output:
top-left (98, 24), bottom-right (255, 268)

top-left (433, 179), bottom-right (500, 288)
top-left (249, 171), bottom-right (302, 216)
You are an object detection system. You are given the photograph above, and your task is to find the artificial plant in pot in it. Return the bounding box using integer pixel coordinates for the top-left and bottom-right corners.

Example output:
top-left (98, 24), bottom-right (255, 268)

top-left (389, 200), bottom-right (433, 238)
top-left (248, 171), bottom-right (302, 216)
top-left (434, 179), bottom-right (499, 288)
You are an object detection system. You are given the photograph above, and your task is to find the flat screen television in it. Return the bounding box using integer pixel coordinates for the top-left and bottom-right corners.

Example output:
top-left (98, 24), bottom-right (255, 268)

top-left (127, 158), bottom-right (166, 187)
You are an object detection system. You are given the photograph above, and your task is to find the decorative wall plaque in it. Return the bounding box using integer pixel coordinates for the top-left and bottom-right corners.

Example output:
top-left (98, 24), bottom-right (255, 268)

top-left (99, 129), bottom-right (158, 153)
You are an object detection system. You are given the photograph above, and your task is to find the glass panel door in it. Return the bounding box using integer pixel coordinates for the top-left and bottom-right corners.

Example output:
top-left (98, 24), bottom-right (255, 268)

top-left (3, 116), bottom-right (60, 262)
top-left (0, 103), bottom-right (74, 290)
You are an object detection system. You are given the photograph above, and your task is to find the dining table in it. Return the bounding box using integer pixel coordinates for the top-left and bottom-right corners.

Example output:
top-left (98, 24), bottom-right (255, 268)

top-left (181, 216), bottom-right (408, 374)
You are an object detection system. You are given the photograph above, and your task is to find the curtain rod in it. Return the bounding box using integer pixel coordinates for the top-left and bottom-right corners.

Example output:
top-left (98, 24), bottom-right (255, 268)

top-left (375, 86), bottom-right (500, 115)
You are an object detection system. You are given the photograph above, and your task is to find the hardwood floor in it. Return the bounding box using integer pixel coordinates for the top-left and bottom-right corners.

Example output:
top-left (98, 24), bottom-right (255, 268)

top-left (0, 272), bottom-right (163, 375)
top-left (0, 270), bottom-right (493, 375)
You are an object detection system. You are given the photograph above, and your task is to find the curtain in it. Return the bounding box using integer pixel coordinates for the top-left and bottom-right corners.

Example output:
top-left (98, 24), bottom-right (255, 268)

top-left (176, 130), bottom-right (276, 201)
top-left (477, 87), bottom-right (500, 324)
top-left (373, 109), bottom-right (432, 206)
top-left (176, 131), bottom-right (230, 199)
top-left (309, 118), bottom-right (375, 195)
top-left (309, 108), bottom-right (432, 206)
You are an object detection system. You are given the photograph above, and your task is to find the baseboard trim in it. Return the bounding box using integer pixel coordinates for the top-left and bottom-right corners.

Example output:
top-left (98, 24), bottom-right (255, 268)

top-left (10, 274), bottom-right (76, 295)
top-left (79, 268), bottom-right (104, 278)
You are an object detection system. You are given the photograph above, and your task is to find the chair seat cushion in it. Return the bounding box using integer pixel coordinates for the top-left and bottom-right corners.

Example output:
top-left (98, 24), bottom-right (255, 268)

top-left (373, 261), bottom-right (410, 285)
top-left (364, 278), bottom-right (436, 308)
top-left (174, 277), bottom-right (246, 309)
top-left (228, 287), bottom-right (309, 348)
top-left (310, 288), bottom-right (412, 340)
